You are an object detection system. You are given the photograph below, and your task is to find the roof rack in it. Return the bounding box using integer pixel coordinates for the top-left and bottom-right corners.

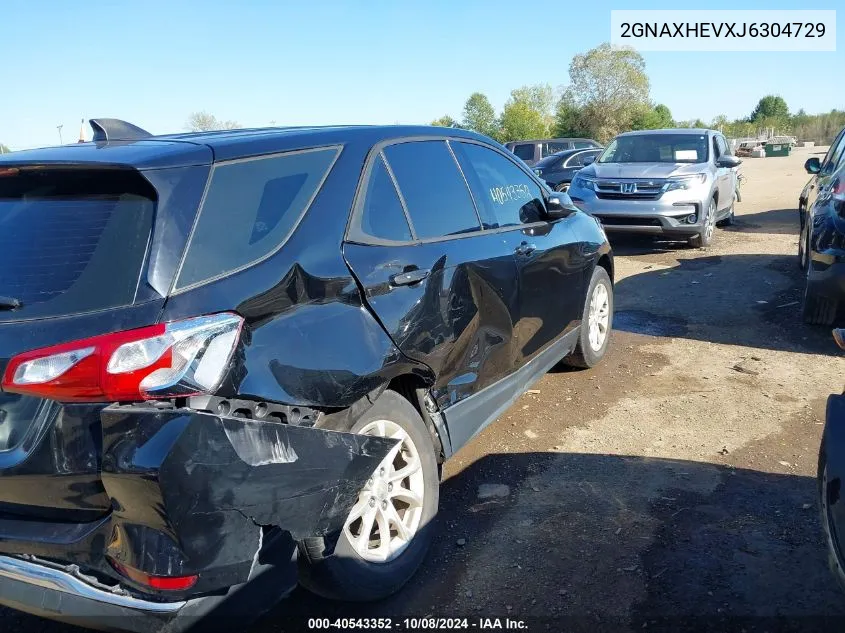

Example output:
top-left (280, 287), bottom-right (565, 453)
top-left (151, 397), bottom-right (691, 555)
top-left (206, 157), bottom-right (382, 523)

top-left (89, 118), bottom-right (153, 142)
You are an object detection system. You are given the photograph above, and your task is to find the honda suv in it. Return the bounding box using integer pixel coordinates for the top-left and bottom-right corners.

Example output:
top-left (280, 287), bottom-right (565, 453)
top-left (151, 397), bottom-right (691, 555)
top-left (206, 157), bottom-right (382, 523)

top-left (568, 129), bottom-right (741, 248)
top-left (0, 120), bottom-right (613, 631)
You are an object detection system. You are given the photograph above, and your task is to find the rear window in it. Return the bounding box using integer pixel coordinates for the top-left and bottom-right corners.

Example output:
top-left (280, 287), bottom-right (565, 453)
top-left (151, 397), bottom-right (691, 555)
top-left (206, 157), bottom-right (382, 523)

top-left (0, 167), bottom-right (156, 321)
top-left (512, 144), bottom-right (535, 161)
top-left (360, 154), bottom-right (411, 242)
top-left (383, 141), bottom-right (480, 240)
top-left (175, 147), bottom-right (339, 290)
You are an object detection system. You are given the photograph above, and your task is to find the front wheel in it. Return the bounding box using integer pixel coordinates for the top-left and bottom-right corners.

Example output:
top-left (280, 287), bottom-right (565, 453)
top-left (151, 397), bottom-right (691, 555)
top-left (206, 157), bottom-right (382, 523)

top-left (297, 390), bottom-right (439, 602)
top-left (563, 265), bottom-right (613, 368)
top-left (554, 182), bottom-right (570, 193)
top-left (689, 198), bottom-right (717, 248)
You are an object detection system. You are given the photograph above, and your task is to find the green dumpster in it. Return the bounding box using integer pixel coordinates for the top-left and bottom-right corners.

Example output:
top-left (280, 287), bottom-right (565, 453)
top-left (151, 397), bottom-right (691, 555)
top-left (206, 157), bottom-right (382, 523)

top-left (765, 142), bottom-right (791, 157)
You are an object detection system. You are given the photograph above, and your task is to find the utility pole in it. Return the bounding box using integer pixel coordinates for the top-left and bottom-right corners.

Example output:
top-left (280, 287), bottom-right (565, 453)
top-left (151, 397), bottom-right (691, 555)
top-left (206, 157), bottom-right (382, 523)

top-left (57, 124), bottom-right (64, 145)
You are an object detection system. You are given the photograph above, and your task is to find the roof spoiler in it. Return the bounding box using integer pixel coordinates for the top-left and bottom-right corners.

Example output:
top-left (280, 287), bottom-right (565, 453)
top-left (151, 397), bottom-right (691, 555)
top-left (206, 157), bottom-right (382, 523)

top-left (89, 118), bottom-right (153, 142)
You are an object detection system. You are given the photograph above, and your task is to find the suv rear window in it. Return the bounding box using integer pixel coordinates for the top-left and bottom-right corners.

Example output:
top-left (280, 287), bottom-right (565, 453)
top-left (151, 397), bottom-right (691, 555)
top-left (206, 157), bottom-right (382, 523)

top-left (0, 167), bottom-right (156, 321)
top-left (512, 144), bottom-right (535, 161)
top-left (175, 147), bottom-right (340, 290)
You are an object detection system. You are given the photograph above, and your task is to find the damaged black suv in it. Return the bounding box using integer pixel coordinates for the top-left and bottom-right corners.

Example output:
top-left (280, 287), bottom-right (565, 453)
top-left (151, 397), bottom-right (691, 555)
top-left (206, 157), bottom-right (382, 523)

top-left (0, 120), bottom-right (613, 631)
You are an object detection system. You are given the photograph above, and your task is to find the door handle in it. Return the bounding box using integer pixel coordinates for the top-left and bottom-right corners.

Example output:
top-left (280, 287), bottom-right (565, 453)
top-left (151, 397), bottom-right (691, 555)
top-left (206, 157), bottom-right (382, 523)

top-left (515, 242), bottom-right (536, 256)
top-left (390, 268), bottom-right (430, 287)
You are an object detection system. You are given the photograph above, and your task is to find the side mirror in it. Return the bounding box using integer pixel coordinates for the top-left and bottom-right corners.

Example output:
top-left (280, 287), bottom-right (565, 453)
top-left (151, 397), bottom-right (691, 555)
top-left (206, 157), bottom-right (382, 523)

top-left (805, 157), bottom-right (822, 175)
top-left (716, 155), bottom-right (742, 168)
top-left (834, 329), bottom-right (845, 351)
top-left (546, 193), bottom-right (578, 220)
top-left (582, 155), bottom-right (596, 166)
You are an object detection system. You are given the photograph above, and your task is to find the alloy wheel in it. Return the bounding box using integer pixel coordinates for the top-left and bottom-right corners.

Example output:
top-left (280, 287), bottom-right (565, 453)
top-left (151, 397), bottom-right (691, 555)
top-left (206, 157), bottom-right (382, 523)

top-left (587, 282), bottom-right (610, 351)
top-left (343, 419), bottom-right (425, 563)
top-left (705, 200), bottom-right (716, 241)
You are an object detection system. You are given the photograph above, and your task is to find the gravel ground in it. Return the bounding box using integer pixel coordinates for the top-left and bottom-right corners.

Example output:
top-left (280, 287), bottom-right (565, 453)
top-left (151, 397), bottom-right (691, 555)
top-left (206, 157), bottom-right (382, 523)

top-left (6, 146), bottom-right (845, 633)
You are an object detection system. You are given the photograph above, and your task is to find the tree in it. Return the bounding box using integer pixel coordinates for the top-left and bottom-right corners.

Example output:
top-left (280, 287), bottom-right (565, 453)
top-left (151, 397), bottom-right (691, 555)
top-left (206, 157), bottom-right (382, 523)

top-left (498, 84), bottom-right (555, 142)
top-left (186, 111), bottom-right (241, 132)
top-left (630, 103), bottom-right (674, 130)
top-left (0, 143), bottom-right (10, 154)
top-left (561, 43), bottom-right (650, 143)
top-left (750, 95), bottom-right (789, 123)
top-left (710, 114), bottom-right (729, 132)
top-left (461, 92), bottom-right (499, 140)
top-left (552, 94), bottom-right (588, 137)
top-left (430, 115), bottom-right (461, 128)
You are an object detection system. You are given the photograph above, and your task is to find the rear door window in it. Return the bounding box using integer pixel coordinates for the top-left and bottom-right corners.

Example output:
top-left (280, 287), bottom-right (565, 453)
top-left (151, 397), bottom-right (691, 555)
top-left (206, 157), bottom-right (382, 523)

top-left (573, 141), bottom-right (595, 149)
top-left (382, 141), bottom-right (480, 239)
top-left (452, 142), bottom-right (546, 228)
top-left (543, 142), bottom-right (571, 157)
top-left (359, 154), bottom-right (411, 242)
top-left (512, 144), bottom-right (535, 162)
top-left (0, 167), bottom-right (156, 321)
top-left (175, 147), bottom-right (339, 290)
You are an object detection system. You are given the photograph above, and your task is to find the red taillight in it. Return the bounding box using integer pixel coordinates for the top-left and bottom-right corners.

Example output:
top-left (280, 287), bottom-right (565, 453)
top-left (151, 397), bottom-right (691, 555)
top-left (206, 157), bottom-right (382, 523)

top-left (109, 560), bottom-right (198, 591)
top-left (1, 313), bottom-right (243, 402)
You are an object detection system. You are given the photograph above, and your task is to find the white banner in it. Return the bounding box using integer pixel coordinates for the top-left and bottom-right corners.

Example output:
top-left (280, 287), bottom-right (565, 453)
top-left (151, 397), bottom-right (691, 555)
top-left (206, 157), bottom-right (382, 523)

top-left (610, 10), bottom-right (836, 51)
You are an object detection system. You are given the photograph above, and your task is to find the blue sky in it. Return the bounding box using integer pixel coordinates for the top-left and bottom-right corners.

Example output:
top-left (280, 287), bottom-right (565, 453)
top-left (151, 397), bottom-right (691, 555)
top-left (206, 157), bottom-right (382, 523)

top-left (2, 0), bottom-right (841, 150)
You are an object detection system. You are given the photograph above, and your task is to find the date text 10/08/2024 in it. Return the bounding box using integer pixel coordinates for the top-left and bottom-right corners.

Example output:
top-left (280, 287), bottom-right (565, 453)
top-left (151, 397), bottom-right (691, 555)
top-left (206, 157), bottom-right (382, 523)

top-left (307, 618), bottom-right (530, 630)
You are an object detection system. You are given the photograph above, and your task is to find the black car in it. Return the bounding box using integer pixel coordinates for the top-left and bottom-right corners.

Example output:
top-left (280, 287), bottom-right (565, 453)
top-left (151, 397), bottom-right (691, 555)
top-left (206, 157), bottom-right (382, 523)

top-left (0, 120), bottom-right (613, 631)
top-left (799, 126), bottom-right (845, 324)
top-left (532, 147), bottom-right (604, 192)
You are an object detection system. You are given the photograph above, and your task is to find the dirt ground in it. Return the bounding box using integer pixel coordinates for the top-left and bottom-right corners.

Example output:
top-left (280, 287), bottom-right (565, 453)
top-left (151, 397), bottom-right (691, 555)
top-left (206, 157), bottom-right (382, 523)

top-left (7, 146), bottom-right (845, 632)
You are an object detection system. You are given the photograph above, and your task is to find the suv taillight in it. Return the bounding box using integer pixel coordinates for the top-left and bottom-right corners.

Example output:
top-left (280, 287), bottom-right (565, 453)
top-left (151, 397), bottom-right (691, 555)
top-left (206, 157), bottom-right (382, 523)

top-left (1, 313), bottom-right (243, 402)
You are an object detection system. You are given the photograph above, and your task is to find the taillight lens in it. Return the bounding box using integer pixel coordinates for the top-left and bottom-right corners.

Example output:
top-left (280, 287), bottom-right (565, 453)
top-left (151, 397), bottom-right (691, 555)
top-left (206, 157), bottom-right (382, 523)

top-left (1, 313), bottom-right (243, 402)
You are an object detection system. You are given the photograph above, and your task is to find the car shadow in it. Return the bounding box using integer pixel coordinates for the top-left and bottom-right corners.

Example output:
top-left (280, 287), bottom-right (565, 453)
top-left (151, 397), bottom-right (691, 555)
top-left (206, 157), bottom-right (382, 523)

top-left (262, 451), bottom-right (845, 631)
top-left (613, 253), bottom-right (839, 356)
top-left (725, 208), bottom-right (799, 236)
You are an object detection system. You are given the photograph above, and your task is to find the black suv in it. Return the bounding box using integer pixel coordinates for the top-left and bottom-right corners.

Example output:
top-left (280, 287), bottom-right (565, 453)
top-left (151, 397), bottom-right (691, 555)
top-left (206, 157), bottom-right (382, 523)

top-left (799, 125), bottom-right (845, 324)
top-left (0, 120), bottom-right (613, 631)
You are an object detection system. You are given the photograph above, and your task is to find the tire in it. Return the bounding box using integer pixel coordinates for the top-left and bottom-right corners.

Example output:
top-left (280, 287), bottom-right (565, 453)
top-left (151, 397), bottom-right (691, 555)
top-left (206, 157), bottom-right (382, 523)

top-left (799, 219), bottom-right (810, 272)
top-left (297, 389), bottom-right (439, 602)
top-left (802, 271), bottom-right (838, 325)
top-left (563, 265), bottom-right (613, 369)
top-left (818, 438), bottom-right (845, 593)
top-left (689, 197), bottom-right (717, 248)
top-left (554, 182), bottom-right (570, 193)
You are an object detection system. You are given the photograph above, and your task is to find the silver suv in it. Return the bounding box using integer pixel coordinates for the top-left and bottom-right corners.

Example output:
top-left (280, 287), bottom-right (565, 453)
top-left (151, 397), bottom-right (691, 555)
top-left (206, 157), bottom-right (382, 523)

top-left (567, 129), bottom-right (741, 247)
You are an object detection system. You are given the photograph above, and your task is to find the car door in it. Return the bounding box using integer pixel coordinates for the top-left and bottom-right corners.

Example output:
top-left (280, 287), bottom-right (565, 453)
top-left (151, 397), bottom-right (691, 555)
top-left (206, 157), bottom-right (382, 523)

top-left (807, 129), bottom-right (845, 215)
top-left (343, 139), bottom-right (521, 443)
top-left (711, 134), bottom-right (732, 212)
top-left (450, 140), bottom-right (584, 366)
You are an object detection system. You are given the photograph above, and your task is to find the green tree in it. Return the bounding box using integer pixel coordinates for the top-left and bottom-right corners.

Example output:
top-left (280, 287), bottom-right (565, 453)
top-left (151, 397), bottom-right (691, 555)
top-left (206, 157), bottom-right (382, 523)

top-left (710, 114), bottom-right (729, 132)
top-left (561, 43), bottom-right (650, 143)
top-left (750, 95), bottom-right (789, 123)
top-left (630, 103), bottom-right (674, 130)
top-left (552, 95), bottom-right (587, 137)
top-left (0, 143), bottom-right (10, 154)
top-left (498, 84), bottom-right (555, 142)
top-left (430, 115), bottom-right (461, 128)
top-left (186, 111), bottom-right (241, 132)
top-left (461, 92), bottom-right (499, 140)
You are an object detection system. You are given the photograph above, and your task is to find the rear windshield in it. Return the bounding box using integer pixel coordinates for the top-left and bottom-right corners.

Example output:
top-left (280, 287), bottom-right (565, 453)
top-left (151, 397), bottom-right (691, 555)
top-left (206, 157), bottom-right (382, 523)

top-left (598, 134), bottom-right (709, 164)
top-left (0, 167), bottom-right (156, 321)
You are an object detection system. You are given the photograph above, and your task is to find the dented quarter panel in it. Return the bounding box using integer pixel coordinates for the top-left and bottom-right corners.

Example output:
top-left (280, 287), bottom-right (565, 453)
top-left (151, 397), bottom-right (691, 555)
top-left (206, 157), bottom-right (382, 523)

top-left (158, 137), bottom-right (434, 408)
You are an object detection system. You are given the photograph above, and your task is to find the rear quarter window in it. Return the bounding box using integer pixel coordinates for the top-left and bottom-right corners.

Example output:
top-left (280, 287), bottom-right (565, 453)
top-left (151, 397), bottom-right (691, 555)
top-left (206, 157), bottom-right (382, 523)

top-left (512, 144), bottom-right (535, 161)
top-left (175, 147), bottom-right (340, 290)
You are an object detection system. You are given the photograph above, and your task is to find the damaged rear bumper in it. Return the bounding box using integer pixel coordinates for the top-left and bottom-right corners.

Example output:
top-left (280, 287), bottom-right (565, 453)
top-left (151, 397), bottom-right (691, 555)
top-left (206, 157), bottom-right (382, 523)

top-left (0, 404), bottom-right (396, 630)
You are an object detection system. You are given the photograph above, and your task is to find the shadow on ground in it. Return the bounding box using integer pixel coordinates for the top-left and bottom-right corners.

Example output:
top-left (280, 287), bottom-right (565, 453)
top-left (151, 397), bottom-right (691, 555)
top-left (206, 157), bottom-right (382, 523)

top-left (614, 251), bottom-right (838, 355)
top-left (726, 208), bottom-right (800, 235)
top-left (258, 452), bottom-right (844, 632)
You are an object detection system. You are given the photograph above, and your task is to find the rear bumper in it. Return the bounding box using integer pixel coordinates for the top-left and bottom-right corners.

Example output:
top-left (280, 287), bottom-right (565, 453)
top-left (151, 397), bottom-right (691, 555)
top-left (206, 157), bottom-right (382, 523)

top-left (0, 403), bottom-right (397, 630)
top-left (0, 555), bottom-right (182, 632)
